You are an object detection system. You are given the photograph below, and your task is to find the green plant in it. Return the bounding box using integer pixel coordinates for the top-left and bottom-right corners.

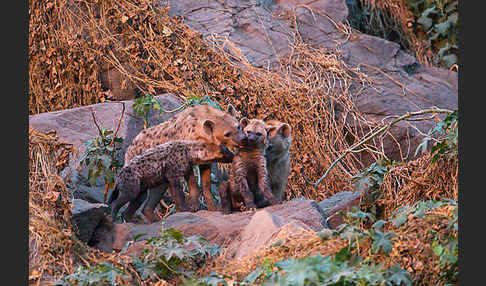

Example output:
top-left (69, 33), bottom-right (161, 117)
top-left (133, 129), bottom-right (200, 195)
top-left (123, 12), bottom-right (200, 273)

top-left (432, 203), bottom-right (458, 284)
top-left (133, 227), bottom-right (221, 281)
top-left (186, 95), bottom-right (222, 110)
top-left (133, 93), bottom-right (164, 129)
top-left (79, 126), bottom-right (124, 202)
top-left (415, 109), bottom-right (458, 162)
top-left (406, 0), bottom-right (458, 68)
top-left (242, 248), bottom-right (411, 285)
top-left (56, 262), bottom-right (129, 286)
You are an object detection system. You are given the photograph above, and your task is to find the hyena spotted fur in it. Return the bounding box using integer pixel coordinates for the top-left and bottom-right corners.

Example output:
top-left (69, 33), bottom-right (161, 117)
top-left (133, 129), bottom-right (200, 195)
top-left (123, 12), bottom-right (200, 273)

top-left (219, 118), bottom-right (280, 213)
top-left (109, 140), bottom-right (234, 222)
top-left (123, 104), bottom-right (246, 218)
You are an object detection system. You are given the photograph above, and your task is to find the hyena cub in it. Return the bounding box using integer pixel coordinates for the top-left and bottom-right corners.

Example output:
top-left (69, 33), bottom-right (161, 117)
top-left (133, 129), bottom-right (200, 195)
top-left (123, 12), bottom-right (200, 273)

top-left (219, 118), bottom-right (280, 213)
top-left (108, 140), bottom-right (234, 222)
top-left (264, 120), bottom-right (292, 201)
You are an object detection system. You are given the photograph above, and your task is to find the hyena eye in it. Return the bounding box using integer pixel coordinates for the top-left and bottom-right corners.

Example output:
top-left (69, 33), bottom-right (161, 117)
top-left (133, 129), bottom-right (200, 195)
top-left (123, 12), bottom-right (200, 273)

top-left (224, 132), bottom-right (232, 137)
top-left (256, 132), bottom-right (263, 137)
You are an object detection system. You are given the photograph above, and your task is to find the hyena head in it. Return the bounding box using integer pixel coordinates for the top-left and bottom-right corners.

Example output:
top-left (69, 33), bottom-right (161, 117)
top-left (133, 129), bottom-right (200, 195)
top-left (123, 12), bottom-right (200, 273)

top-left (198, 104), bottom-right (247, 149)
top-left (239, 118), bottom-right (271, 150)
top-left (265, 120), bottom-right (292, 156)
top-left (188, 141), bottom-right (235, 165)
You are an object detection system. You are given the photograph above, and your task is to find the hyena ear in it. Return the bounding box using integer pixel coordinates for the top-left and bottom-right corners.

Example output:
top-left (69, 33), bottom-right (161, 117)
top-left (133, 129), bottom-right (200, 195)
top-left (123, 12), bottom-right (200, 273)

top-left (202, 120), bottom-right (215, 137)
top-left (227, 104), bottom-right (239, 118)
top-left (267, 126), bottom-right (278, 139)
top-left (278, 123), bottom-right (291, 138)
top-left (240, 117), bottom-right (249, 128)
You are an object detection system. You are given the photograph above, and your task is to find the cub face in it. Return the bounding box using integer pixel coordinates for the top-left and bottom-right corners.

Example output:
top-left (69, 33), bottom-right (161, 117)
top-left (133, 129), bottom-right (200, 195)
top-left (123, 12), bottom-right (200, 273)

top-left (240, 118), bottom-right (274, 150)
top-left (265, 120), bottom-right (292, 156)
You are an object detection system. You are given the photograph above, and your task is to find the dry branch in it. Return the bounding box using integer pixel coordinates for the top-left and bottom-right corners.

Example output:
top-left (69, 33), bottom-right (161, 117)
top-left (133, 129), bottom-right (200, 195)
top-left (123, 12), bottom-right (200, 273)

top-left (313, 108), bottom-right (453, 187)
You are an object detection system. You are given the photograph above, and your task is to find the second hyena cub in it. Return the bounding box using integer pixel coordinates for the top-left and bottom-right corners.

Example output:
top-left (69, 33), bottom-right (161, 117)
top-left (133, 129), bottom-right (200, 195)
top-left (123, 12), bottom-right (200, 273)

top-left (265, 120), bottom-right (292, 201)
top-left (219, 118), bottom-right (280, 213)
top-left (108, 140), bottom-right (233, 222)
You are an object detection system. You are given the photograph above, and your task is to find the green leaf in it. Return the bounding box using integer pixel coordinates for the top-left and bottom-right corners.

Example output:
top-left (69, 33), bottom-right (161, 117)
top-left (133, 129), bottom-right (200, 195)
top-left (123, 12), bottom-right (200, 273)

top-left (434, 21), bottom-right (450, 36)
top-left (387, 264), bottom-right (412, 286)
top-left (391, 205), bottom-right (414, 227)
top-left (370, 230), bottom-right (395, 255)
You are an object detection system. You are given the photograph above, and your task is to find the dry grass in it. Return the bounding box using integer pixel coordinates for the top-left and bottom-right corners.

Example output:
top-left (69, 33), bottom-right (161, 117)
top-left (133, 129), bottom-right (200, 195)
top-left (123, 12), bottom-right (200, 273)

top-left (379, 153), bottom-right (458, 218)
top-left (29, 128), bottom-right (151, 285)
top-left (28, 1), bottom-right (458, 284)
top-left (359, 0), bottom-right (433, 66)
top-left (29, 0), bottom-right (406, 202)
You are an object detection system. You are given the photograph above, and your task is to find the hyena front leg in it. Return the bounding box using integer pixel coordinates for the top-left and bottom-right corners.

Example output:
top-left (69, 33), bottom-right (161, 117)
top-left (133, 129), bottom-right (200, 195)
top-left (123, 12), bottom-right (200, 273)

top-left (167, 177), bottom-right (190, 212)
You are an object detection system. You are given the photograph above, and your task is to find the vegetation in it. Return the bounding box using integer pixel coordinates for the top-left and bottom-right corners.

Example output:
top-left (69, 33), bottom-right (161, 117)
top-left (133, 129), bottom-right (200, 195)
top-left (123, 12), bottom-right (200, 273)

top-left (28, 0), bottom-right (458, 285)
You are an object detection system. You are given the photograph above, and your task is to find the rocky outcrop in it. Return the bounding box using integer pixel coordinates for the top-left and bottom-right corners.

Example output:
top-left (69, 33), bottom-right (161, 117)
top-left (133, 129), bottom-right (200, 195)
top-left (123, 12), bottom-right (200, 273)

top-left (160, 0), bottom-right (457, 163)
top-left (28, 94), bottom-right (184, 203)
top-left (71, 199), bottom-right (108, 243)
top-left (90, 199), bottom-right (327, 257)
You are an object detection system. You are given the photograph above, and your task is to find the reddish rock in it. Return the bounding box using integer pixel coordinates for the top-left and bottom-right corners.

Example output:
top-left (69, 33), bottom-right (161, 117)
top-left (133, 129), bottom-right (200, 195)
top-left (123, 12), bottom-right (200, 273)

top-left (318, 191), bottom-right (363, 229)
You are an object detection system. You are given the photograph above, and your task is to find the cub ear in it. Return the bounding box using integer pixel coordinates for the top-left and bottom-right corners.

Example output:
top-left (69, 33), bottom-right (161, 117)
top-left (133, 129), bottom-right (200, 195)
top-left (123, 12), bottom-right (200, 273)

top-left (267, 126), bottom-right (278, 139)
top-left (278, 123), bottom-right (291, 138)
top-left (202, 120), bottom-right (215, 137)
top-left (240, 117), bottom-right (249, 128)
top-left (227, 104), bottom-right (239, 118)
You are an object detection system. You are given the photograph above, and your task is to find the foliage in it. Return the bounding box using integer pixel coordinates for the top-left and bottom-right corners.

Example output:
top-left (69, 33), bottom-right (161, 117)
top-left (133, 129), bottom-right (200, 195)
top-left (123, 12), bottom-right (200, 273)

top-left (133, 227), bottom-right (221, 281)
top-left (210, 247), bottom-right (412, 286)
top-left (186, 95), bottom-right (222, 110)
top-left (56, 262), bottom-right (129, 286)
top-left (406, 0), bottom-right (458, 68)
top-left (133, 93), bottom-right (164, 129)
top-left (79, 126), bottom-right (124, 189)
top-left (415, 109), bottom-right (457, 162)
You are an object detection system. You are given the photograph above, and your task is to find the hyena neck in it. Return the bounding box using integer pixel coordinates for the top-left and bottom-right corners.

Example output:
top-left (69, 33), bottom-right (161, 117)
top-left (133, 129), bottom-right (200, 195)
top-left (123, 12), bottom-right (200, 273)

top-left (187, 141), bottom-right (219, 165)
top-left (237, 146), bottom-right (265, 160)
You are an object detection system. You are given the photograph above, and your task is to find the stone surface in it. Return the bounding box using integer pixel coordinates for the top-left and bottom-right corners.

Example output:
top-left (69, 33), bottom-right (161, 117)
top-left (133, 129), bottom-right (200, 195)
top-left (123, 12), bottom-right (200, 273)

top-left (71, 199), bottom-right (108, 243)
top-left (160, 0), bottom-right (457, 164)
top-left (91, 199), bottom-right (327, 256)
top-left (29, 94), bottom-right (184, 203)
top-left (317, 191), bottom-right (362, 229)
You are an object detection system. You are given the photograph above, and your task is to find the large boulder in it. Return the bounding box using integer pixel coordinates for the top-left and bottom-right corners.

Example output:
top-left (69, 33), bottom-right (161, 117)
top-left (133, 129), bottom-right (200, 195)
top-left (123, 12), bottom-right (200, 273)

top-left (90, 199), bottom-right (328, 256)
top-left (160, 0), bottom-right (458, 164)
top-left (28, 94), bottom-right (184, 203)
top-left (318, 191), bottom-right (363, 229)
top-left (71, 199), bottom-right (108, 243)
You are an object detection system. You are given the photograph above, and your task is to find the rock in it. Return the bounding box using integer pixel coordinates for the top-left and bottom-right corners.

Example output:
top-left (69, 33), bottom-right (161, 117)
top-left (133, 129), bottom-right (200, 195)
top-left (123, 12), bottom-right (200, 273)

top-left (92, 199), bottom-right (327, 257)
top-left (317, 191), bottom-right (362, 229)
top-left (162, 0), bottom-right (457, 164)
top-left (71, 199), bottom-right (108, 243)
top-left (28, 94), bottom-right (184, 203)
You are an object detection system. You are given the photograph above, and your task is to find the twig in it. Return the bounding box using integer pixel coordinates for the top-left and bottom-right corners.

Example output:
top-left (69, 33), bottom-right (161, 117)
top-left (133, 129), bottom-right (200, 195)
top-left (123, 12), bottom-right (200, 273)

top-left (90, 108), bottom-right (103, 137)
top-left (312, 108), bottom-right (453, 187)
top-left (109, 102), bottom-right (125, 147)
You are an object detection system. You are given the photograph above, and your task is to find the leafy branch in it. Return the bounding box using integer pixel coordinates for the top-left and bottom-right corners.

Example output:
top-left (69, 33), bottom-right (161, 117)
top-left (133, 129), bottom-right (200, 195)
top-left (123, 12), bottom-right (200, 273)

top-left (79, 103), bottom-right (125, 202)
top-left (313, 108), bottom-right (453, 187)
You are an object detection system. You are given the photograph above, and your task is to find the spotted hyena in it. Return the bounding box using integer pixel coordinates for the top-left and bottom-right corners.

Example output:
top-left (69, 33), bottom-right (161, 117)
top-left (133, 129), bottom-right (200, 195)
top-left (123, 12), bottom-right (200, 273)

top-left (109, 140), bottom-right (234, 222)
top-left (219, 118), bottom-right (280, 213)
top-left (123, 104), bottom-right (246, 217)
top-left (264, 120), bottom-right (292, 201)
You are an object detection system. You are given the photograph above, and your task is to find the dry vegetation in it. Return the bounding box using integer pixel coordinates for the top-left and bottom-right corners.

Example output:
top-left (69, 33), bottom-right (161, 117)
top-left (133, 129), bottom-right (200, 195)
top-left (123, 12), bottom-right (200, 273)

top-left (28, 0), bottom-right (458, 285)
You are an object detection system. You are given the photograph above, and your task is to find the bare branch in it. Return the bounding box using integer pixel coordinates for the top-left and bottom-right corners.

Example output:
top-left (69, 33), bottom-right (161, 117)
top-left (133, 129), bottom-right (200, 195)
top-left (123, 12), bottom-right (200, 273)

top-left (312, 108), bottom-right (453, 187)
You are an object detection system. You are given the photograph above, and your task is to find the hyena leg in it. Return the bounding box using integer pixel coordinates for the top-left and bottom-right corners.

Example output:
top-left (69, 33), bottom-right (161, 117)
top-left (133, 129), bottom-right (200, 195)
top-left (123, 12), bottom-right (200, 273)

top-left (110, 178), bottom-right (140, 221)
top-left (167, 178), bottom-right (190, 212)
top-left (186, 172), bottom-right (201, 212)
top-left (200, 164), bottom-right (219, 211)
top-left (142, 183), bottom-right (168, 223)
top-left (231, 174), bottom-right (256, 209)
top-left (257, 159), bottom-right (280, 206)
top-left (122, 185), bottom-right (147, 222)
top-left (218, 180), bottom-right (232, 214)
